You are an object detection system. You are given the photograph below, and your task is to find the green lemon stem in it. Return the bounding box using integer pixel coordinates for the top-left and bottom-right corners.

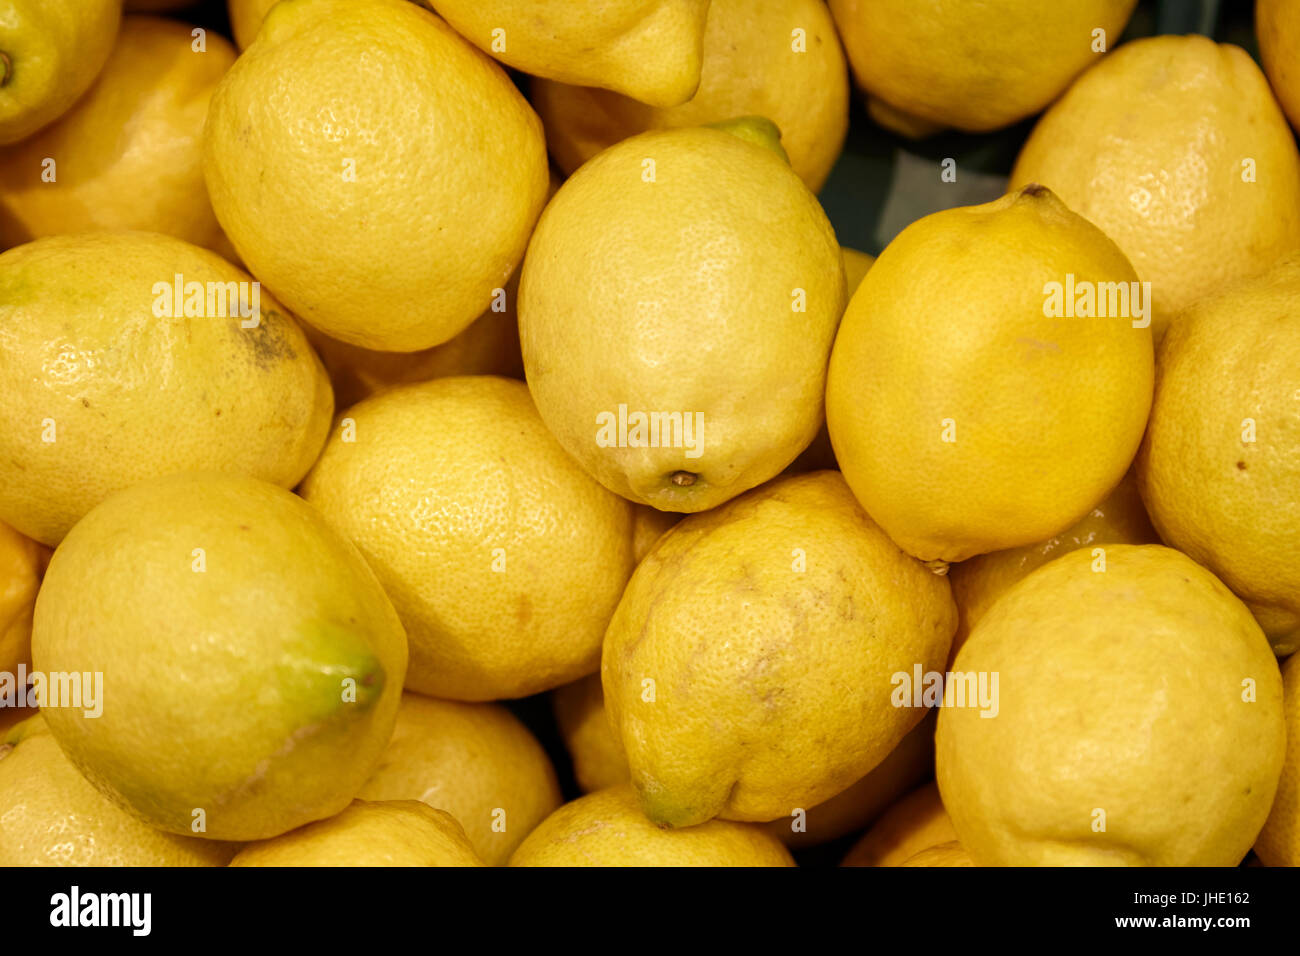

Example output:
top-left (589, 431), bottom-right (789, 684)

top-left (707, 116), bottom-right (789, 163)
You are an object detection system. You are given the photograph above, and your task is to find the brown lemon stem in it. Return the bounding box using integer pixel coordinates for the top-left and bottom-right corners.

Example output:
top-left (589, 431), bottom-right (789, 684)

top-left (0, 52), bottom-right (11, 87)
top-left (706, 116), bottom-right (790, 164)
top-left (670, 471), bottom-right (697, 487)
top-left (1018, 182), bottom-right (1050, 199)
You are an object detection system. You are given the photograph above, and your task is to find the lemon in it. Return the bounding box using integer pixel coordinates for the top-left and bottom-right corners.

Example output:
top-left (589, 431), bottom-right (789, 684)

top-left (297, 170), bottom-right (567, 405)
top-left (554, 671), bottom-right (935, 847)
top-left (533, 0), bottom-right (849, 192)
top-left (947, 469), bottom-right (1156, 659)
top-left (786, 247), bottom-right (873, 475)
top-left (840, 246), bottom-right (875, 294)
top-left (520, 122), bottom-right (845, 512)
top-left (0, 0), bottom-right (121, 145)
top-left (425, 0), bottom-right (710, 108)
top-left (203, 0), bottom-right (549, 351)
top-left (0, 232), bottom-right (332, 546)
top-left (302, 278), bottom-right (524, 409)
top-left (552, 674), bottom-right (630, 794)
top-left (1011, 35), bottom-right (1300, 336)
top-left (828, 0), bottom-right (1136, 136)
top-left (1256, 652), bottom-right (1300, 865)
top-left (228, 0), bottom-right (279, 50)
top-left (555, 674), bottom-right (936, 844)
top-left (899, 841), bottom-right (973, 867)
top-left (508, 786), bottom-right (795, 867)
top-left (357, 692), bottom-right (562, 865)
top-left (0, 715), bottom-right (239, 867)
top-left (300, 376), bottom-right (636, 700)
top-left (1137, 254), bottom-right (1300, 656)
top-left (604, 471), bottom-right (955, 827)
top-left (827, 185), bottom-right (1153, 563)
top-left (32, 472), bottom-right (408, 842)
top-left (0, 520), bottom-right (48, 678)
top-left (938, 545), bottom-right (1285, 866)
top-left (0, 17), bottom-right (235, 251)
top-left (630, 507), bottom-right (682, 564)
top-left (762, 711), bottom-right (935, 849)
top-left (840, 783), bottom-right (957, 867)
top-left (1259, 0), bottom-right (1300, 131)
top-left (230, 800), bottom-right (484, 866)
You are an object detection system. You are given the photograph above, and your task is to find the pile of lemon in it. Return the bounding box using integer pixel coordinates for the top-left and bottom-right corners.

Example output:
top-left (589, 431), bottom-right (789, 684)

top-left (0, 0), bottom-right (1298, 869)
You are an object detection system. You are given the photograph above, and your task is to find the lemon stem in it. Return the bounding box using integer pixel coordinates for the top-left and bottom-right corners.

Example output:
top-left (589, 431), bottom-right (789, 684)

top-left (0, 52), bottom-right (11, 87)
top-left (707, 116), bottom-right (789, 164)
top-left (670, 471), bottom-right (697, 487)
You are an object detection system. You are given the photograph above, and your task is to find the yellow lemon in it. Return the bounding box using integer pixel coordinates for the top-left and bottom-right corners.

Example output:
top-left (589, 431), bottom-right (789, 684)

top-left (762, 711), bottom-right (935, 849)
top-left (533, 0), bottom-right (849, 192)
top-left (787, 247), bottom-right (873, 475)
top-left (554, 674), bottom-right (936, 848)
top-left (899, 841), bottom-right (973, 867)
top-left (0, 715), bottom-right (239, 867)
top-left (1259, 0), bottom-right (1300, 131)
top-left (603, 471), bottom-right (955, 827)
top-left (840, 246), bottom-right (875, 293)
top-left (0, 520), bottom-right (48, 677)
top-left (1137, 254), bottom-right (1300, 656)
top-left (841, 783), bottom-right (958, 867)
top-left (938, 545), bottom-right (1285, 866)
top-left (0, 232), bottom-right (332, 546)
top-left (827, 185), bottom-right (1153, 563)
top-left (630, 507), bottom-right (682, 564)
top-left (230, 800), bottom-right (484, 866)
top-left (228, 0), bottom-right (280, 50)
top-left (357, 692), bottom-right (562, 865)
top-left (298, 170), bottom-right (565, 406)
top-left (203, 0), bottom-right (549, 351)
top-left (425, 0), bottom-right (710, 108)
top-left (520, 122), bottom-right (845, 512)
top-left (300, 376), bottom-right (636, 700)
top-left (32, 472), bottom-right (408, 842)
top-left (552, 674), bottom-right (629, 795)
top-left (1011, 35), bottom-right (1300, 335)
top-left (1255, 652), bottom-right (1300, 865)
top-left (508, 786), bottom-right (795, 867)
top-left (301, 277), bottom-right (523, 409)
top-left (829, 0), bottom-right (1136, 136)
top-left (0, 0), bottom-right (121, 145)
top-left (0, 17), bottom-right (235, 251)
top-left (947, 469), bottom-right (1156, 659)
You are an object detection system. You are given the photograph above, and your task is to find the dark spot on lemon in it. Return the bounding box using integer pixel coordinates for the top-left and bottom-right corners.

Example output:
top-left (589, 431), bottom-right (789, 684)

top-left (238, 309), bottom-right (298, 369)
